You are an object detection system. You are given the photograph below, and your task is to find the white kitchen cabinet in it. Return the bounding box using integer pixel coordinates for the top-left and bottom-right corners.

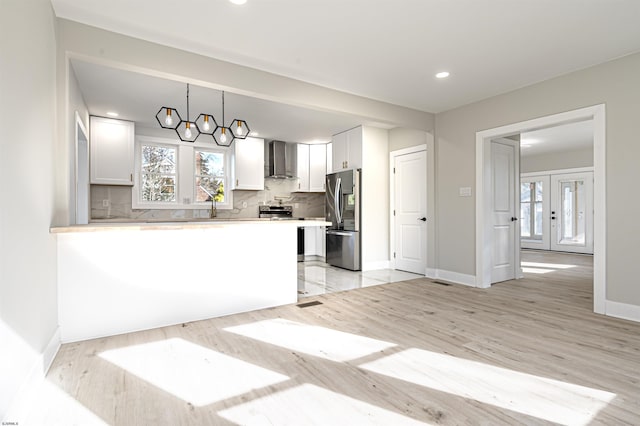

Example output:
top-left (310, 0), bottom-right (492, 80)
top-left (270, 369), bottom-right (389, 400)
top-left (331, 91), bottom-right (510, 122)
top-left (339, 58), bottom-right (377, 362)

top-left (295, 143), bottom-right (310, 192)
top-left (331, 126), bottom-right (362, 171)
top-left (304, 226), bottom-right (326, 258)
top-left (90, 116), bottom-right (134, 185)
top-left (309, 144), bottom-right (327, 192)
top-left (232, 137), bottom-right (264, 190)
top-left (326, 143), bottom-right (333, 174)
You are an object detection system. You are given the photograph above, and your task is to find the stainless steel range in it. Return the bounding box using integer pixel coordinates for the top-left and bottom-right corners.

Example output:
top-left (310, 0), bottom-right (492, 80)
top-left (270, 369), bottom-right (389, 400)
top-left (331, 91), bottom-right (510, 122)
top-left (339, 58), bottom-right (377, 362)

top-left (258, 205), bottom-right (305, 261)
top-left (258, 205), bottom-right (293, 219)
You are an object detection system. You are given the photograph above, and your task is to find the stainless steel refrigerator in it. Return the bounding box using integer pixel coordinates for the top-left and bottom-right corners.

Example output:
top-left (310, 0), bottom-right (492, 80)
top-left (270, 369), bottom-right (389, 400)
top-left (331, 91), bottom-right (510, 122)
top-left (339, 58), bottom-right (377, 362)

top-left (325, 169), bottom-right (361, 270)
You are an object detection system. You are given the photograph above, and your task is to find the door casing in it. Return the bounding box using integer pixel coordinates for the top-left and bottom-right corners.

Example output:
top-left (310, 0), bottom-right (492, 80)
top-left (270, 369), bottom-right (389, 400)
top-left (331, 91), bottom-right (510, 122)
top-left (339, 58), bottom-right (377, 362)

top-left (475, 104), bottom-right (606, 315)
top-left (390, 144), bottom-right (428, 275)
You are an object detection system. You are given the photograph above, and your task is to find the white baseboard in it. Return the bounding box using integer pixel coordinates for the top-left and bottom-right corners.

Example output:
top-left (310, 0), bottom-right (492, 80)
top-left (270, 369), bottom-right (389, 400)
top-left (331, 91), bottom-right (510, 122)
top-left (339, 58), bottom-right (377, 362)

top-left (2, 327), bottom-right (60, 423)
top-left (43, 327), bottom-right (61, 373)
top-left (363, 260), bottom-right (391, 271)
top-left (423, 268), bottom-right (476, 287)
top-left (605, 300), bottom-right (640, 323)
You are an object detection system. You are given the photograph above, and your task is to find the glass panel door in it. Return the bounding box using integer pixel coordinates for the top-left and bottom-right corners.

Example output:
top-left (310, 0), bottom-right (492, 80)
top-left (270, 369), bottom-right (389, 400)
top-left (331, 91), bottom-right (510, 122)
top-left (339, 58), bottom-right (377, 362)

top-left (550, 172), bottom-right (593, 254)
top-left (520, 175), bottom-right (550, 250)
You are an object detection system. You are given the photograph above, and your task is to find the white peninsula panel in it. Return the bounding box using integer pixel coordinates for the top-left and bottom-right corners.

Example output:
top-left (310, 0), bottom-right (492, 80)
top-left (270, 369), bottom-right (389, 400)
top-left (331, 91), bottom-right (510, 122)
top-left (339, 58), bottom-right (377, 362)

top-left (55, 222), bottom-right (321, 342)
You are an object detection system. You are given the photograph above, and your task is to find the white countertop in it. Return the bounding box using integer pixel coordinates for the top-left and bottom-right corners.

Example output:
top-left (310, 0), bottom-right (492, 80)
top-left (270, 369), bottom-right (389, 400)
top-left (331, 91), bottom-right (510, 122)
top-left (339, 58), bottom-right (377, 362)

top-left (51, 219), bottom-right (330, 234)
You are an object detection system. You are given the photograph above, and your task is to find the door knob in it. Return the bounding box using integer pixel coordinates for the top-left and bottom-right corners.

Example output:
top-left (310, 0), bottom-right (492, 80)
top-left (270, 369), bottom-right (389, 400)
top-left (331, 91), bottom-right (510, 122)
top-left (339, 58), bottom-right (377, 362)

top-left (418, 217), bottom-right (427, 222)
top-left (510, 217), bottom-right (518, 222)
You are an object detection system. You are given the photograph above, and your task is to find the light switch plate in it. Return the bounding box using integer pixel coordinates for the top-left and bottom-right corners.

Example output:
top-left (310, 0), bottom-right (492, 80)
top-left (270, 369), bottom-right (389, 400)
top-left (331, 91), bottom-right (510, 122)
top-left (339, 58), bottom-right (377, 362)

top-left (459, 187), bottom-right (472, 197)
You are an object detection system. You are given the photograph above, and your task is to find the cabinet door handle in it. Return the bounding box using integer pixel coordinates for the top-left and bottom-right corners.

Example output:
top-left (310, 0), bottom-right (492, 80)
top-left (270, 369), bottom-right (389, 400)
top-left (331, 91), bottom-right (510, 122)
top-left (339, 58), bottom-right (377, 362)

top-left (236, 179), bottom-right (239, 186)
top-left (130, 173), bottom-right (133, 182)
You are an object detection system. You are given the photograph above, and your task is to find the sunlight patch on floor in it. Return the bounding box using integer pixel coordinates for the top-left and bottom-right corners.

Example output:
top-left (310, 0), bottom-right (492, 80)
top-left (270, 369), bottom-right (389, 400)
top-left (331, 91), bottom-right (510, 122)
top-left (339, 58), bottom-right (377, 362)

top-left (522, 267), bottom-right (554, 274)
top-left (23, 380), bottom-right (107, 426)
top-left (224, 318), bottom-right (396, 362)
top-left (99, 338), bottom-right (289, 406)
top-left (360, 348), bottom-right (615, 425)
top-left (522, 261), bottom-right (577, 269)
top-left (218, 383), bottom-right (431, 426)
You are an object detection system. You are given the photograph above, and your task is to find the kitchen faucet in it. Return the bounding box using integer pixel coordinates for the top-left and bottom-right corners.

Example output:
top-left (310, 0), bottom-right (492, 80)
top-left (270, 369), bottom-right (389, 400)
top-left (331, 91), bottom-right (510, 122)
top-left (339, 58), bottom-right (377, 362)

top-left (210, 198), bottom-right (217, 218)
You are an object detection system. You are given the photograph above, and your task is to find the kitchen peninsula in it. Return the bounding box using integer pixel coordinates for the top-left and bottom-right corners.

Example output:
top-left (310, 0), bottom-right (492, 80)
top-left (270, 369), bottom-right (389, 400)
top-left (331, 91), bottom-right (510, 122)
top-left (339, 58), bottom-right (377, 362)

top-left (52, 219), bottom-right (329, 343)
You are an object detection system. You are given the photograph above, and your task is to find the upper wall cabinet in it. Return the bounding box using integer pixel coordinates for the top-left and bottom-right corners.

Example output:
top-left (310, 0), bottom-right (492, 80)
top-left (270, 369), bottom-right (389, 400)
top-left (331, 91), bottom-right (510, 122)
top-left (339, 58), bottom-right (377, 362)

top-left (295, 143), bottom-right (310, 192)
top-left (90, 116), bottom-right (135, 185)
top-left (309, 144), bottom-right (327, 192)
top-left (294, 143), bottom-right (328, 193)
top-left (232, 137), bottom-right (264, 190)
top-left (332, 126), bottom-right (362, 171)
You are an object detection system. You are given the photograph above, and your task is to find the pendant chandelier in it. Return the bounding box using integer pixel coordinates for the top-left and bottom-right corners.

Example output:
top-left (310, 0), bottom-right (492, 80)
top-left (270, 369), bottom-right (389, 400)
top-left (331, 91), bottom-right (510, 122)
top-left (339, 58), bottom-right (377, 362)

top-left (156, 85), bottom-right (249, 147)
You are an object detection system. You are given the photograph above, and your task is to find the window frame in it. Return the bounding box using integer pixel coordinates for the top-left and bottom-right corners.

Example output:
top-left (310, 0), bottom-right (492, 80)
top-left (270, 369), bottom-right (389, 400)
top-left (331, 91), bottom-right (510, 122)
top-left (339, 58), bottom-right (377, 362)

top-left (133, 135), bottom-right (233, 210)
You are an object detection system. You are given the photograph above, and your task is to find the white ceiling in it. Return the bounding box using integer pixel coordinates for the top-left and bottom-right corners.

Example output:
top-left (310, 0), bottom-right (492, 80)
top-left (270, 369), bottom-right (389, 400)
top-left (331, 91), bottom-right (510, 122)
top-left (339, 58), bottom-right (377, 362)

top-left (52, 0), bottom-right (640, 114)
top-left (520, 120), bottom-right (593, 157)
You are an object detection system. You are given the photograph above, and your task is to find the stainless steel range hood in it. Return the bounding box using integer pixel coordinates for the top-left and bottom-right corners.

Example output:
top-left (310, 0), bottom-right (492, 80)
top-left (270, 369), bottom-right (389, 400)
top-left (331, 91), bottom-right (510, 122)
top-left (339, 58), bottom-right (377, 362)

top-left (266, 140), bottom-right (297, 178)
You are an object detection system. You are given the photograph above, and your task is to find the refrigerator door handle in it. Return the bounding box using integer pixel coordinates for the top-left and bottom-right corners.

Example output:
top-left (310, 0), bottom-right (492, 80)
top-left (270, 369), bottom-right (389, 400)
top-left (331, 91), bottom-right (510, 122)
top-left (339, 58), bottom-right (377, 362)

top-left (335, 177), bottom-right (342, 225)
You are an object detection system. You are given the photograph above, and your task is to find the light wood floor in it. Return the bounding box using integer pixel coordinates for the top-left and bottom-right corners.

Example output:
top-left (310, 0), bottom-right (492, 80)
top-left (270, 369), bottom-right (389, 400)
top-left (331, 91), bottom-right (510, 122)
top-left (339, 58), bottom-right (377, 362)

top-left (32, 251), bottom-right (640, 425)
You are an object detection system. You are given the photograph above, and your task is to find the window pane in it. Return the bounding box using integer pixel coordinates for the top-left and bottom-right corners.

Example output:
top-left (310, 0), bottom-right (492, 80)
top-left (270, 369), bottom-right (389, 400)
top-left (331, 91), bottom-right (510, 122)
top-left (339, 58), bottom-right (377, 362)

top-left (142, 146), bottom-right (176, 174)
top-left (195, 177), bottom-right (224, 203)
top-left (560, 180), bottom-right (586, 245)
top-left (195, 150), bottom-right (225, 203)
top-left (535, 181), bottom-right (543, 202)
top-left (534, 201), bottom-right (543, 238)
top-left (142, 174), bottom-right (176, 202)
top-left (520, 203), bottom-right (531, 238)
top-left (195, 151), bottom-right (224, 176)
top-left (520, 183), bottom-right (531, 202)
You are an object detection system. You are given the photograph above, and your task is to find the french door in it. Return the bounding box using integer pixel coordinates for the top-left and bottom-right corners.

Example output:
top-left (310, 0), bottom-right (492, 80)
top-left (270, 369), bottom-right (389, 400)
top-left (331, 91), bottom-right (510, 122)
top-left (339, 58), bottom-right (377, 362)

top-left (520, 171), bottom-right (593, 254)
top-left (550, 172), bottom-right (593, 253)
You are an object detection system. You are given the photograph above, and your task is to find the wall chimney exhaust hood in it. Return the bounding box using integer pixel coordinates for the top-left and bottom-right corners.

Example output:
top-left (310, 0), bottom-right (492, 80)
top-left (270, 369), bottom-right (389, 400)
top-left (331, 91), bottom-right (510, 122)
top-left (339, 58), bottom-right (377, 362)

top-left (266, 140), bottom-right (297, 178)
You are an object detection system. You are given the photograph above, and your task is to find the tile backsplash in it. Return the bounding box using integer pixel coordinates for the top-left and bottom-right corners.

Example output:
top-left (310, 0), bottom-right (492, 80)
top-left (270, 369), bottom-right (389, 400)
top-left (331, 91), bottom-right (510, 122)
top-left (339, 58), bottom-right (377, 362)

top-left (91, 178), bottom-right (324, 221)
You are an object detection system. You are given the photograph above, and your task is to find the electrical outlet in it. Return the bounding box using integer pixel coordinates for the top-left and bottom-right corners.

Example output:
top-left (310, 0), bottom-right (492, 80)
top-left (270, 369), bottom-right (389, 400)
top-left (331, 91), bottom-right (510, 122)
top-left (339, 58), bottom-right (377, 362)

top-left (102, 199), bottom-right (110, 207)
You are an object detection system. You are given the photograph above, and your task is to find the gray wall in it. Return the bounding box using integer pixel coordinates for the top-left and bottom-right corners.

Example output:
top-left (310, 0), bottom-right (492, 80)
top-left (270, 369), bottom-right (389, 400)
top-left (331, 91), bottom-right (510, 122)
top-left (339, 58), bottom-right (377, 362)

top-left (521, 147), bottom-right (593, 173)
top-left (434, 51), bottom-right (640, 305)
top-left (0, 0), bottom-right (59, 417)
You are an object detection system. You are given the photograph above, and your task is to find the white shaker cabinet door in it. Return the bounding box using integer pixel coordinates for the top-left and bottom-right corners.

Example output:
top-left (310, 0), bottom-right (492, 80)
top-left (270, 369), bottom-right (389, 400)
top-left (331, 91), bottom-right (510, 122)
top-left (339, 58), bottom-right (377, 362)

top-left (90, 116), bottom-right (135, 185)
top-left (309, 144), bottom-right (327, 192)
top-left (295, 143), bottom-right (310, 192)
top-left (233, 137), bottom-right (264, 190)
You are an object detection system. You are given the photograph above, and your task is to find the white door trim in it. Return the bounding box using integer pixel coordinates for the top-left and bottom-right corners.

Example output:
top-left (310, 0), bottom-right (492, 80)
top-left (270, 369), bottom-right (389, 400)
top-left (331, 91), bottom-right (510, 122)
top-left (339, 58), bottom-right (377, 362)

top-left (521, 166), bottom-right (593, 178)
top-left (389, 144), bottom-right (427, 272)
top-left (476, 104), bottom-right (606, 315)
top-left (74, 111), bottom-right (89, 225)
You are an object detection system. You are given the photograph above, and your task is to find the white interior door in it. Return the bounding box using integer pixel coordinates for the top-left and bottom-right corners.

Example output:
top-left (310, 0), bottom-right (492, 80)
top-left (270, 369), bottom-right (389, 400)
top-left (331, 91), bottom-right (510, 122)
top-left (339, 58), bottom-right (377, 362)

top-left (550, 172), bottom-right (593, 254)
top-left (520, 175), bottom-right (550, 250)
top-left (393, 150), bottom-right (427, 274)
top-left (491, 140), bottom-right (518, 283)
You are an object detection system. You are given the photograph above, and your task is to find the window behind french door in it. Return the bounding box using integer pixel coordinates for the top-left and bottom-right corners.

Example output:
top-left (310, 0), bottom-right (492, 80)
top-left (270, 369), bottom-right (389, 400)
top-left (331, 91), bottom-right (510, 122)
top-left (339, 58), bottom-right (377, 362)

top-left (520, 170), bottom-right (593, 254)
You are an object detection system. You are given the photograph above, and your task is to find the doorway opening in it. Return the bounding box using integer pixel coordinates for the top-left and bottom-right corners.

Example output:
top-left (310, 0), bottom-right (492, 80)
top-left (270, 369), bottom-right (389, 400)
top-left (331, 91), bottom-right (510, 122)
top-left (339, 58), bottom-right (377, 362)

top-left (476, 105), bottom-right (605, 314)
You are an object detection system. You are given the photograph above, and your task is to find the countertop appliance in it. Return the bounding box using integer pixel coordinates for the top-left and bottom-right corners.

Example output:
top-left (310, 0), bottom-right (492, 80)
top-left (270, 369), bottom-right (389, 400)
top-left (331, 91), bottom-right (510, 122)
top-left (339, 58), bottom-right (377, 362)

top-left (325, 169), bottom-right (361, 270)
top-left (258, 205), bottom-right (305, 261)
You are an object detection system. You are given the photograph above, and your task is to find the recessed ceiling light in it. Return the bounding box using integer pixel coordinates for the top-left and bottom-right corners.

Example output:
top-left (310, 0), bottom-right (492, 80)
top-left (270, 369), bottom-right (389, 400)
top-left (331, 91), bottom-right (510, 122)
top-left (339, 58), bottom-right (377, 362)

top-left (435, 71), bottom-right (450, 79)
top-left (229, 0), bottom-right (247, 4)
top-left (106, 111), bottom-right (119, 117)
